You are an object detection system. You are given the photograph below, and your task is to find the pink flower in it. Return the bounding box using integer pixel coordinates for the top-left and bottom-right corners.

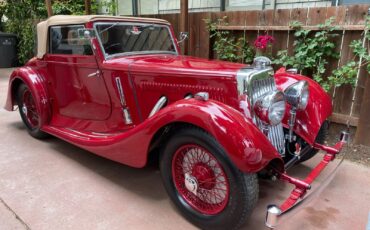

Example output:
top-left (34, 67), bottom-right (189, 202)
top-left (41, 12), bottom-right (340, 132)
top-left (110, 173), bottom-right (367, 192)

top-left (254, 35), bottom-right (275, 49)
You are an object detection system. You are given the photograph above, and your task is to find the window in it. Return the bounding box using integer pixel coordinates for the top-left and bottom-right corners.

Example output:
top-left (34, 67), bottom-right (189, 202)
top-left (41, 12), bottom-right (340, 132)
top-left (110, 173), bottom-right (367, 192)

top-left (95, 23), bottom-right (177, 57)
top-left (49, 25), bottom-right (93, 55)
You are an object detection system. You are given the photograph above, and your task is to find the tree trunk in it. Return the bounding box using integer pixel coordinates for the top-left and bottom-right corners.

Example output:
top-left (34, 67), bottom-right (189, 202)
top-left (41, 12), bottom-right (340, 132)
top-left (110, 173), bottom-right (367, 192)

top-left (85, 0), bottom-right (91, 15)
top-left (44, 0), bottom-right (53, 17)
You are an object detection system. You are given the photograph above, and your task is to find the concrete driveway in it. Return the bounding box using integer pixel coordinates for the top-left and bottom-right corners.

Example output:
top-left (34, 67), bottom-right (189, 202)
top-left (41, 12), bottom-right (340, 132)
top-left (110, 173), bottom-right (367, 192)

top-left (0, 68), bottom-right (369, 230)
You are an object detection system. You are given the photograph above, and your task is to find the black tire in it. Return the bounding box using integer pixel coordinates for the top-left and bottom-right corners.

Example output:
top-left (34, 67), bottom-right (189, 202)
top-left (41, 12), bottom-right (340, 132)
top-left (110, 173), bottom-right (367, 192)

top-left (297, 120), bottom-right (329, 163)
top-left (284, 121), bottom-right (329, 164)
top-left (17, 84), bottom-right (49, 139)
top-left (160, 127), bottom-right (258, 230)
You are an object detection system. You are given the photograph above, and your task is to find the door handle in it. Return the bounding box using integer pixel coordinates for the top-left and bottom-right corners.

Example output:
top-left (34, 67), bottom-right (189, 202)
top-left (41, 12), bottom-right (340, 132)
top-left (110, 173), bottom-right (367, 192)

top-left (87, 70), bottom-right (100, 78)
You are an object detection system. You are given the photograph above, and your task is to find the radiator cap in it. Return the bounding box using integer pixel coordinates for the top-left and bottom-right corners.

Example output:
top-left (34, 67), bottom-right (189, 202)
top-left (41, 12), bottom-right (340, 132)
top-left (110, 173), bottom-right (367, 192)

top-left (253, 56), bottom-right (271, 69)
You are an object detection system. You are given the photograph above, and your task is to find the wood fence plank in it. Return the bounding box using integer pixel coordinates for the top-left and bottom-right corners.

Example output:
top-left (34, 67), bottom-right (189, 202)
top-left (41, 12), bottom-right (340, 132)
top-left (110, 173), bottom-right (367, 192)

top-left (290, 8), bottom-right (308, 24)
top-left (345, 4), bottom-right (369, 25)
top-left (307, 6), bottom-right (328, 25)
top-left (333, 31), bottom-right (362, 116)
top-left (273, 8), bottom-right (291, 26)
top-left (197, 12), bottom-right (211, 59)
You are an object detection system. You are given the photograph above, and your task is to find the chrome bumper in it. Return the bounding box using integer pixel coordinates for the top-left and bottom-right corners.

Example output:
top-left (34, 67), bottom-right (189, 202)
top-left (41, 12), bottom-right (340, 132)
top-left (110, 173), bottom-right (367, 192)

top-left (265, 131), bottom-right (349, 229)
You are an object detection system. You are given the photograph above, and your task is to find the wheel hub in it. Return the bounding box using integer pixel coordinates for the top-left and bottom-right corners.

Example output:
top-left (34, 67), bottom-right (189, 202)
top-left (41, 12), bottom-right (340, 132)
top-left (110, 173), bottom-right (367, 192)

top-left (192, 163), bottom-right (216, 190)
top-left (184, 173), bottom-right (198, 195)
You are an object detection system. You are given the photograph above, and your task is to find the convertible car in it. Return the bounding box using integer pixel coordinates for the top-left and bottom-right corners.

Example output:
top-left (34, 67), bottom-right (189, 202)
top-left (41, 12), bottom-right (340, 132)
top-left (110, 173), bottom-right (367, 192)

top-left (4, 15), bottom-right (348, 229)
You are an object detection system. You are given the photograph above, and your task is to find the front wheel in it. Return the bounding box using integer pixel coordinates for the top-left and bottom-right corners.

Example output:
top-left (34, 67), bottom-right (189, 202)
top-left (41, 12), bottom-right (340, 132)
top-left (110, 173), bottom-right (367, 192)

top-left (17, 84), bottom-right (48, 139)
top-left (160, 128), bottom-right (258, 230)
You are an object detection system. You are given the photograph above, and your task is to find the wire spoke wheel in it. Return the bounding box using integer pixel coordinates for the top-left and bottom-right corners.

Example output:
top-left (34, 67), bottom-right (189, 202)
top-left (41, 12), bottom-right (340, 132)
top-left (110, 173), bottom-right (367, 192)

top-left (172, 144), bottom-right (229, 215)
top-left (160, 128), bottom-right (258, 229)
top-left (17, 84), bottom-right (48, 139)
top-left (22, 89), bottom-right (40, 129)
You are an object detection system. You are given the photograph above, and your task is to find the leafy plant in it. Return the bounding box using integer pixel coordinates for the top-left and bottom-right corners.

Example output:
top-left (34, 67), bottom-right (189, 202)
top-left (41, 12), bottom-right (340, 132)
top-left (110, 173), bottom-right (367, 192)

top-left (327, 16), bottom-right (370, 91)
top-left (204, 16), bottom-right (255, 64)
top-left (274, 18), bottom-right (340, 91)
top-left (2, 0), bottom-right (102, 64)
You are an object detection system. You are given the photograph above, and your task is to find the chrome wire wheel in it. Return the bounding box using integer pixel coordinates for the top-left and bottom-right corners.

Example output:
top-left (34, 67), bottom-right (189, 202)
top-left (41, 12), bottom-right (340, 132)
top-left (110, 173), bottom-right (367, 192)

top-left (160, 128), bottom-right (258, 230)
top-left (172, 144), bottom-right (229, 215)
top-left (21, 88), bottom-right (40, 129)
top-left (17, 84), bottom-right (48, 139)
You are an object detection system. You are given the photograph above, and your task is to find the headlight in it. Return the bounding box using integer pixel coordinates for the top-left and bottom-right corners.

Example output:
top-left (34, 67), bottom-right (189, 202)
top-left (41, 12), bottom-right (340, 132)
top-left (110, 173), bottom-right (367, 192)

top-left (254, 91), bottom-right (286, 126)
top-left (284, 80), bottom-right (309, 110)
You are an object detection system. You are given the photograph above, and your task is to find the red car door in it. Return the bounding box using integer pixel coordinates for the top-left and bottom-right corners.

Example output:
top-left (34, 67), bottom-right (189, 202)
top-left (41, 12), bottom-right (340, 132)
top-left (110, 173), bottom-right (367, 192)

top-left (46, 24), bottom-right (111, 121)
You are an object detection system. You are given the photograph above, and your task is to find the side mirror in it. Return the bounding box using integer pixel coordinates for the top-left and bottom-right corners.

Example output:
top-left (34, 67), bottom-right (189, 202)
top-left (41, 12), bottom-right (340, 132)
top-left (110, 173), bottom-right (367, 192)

top-left (77, 28), bottom-right (96, 39)
top-left (178, 32), bottom-right (189, 44)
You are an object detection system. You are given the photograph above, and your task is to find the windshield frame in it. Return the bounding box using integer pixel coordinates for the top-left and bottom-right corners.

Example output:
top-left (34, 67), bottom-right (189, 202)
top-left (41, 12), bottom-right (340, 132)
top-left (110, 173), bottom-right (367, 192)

top-left (93, 21), bottom-right (179, 60)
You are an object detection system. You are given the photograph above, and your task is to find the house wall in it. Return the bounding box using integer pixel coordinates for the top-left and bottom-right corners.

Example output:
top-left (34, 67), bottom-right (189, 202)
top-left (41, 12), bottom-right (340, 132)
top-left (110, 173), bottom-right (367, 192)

top-left (116, 0), bottom-right (338, 15)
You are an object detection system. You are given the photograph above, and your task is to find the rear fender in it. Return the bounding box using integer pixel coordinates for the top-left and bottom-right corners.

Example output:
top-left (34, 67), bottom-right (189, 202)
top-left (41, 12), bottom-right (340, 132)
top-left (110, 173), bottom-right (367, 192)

top-left (149, 99), bottom-right (283, 173)
top-left (275, 68), bottom-right (332, 145)
top-left (4, 67), bottom-right (51, 127)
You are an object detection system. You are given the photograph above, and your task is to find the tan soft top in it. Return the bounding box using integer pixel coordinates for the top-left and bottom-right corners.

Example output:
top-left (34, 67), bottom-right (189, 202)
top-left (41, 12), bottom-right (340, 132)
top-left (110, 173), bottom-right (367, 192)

top-left (36, 15), bottom-right (169, 59)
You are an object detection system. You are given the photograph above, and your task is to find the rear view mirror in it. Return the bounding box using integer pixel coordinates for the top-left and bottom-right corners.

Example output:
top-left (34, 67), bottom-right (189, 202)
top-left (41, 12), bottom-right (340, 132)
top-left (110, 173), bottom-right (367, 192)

top-left (178, 32), bottom-right (189, 44)
top-left (77, 28), bottom-right (96, 39)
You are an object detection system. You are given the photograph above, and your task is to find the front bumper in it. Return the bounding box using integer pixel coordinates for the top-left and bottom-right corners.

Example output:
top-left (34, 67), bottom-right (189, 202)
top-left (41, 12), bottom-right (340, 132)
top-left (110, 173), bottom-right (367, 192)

top-left (265, 131), bottom-right (349, 229)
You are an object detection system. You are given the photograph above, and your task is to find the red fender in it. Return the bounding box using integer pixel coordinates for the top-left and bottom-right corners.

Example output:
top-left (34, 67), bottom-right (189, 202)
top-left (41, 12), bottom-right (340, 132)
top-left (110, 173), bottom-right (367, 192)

top-left (4, 67), bottom-right (51, 127)
top-left (43, 99), bottom-right (283, 173)
top-left (275, 68), bottom-right (333, 145)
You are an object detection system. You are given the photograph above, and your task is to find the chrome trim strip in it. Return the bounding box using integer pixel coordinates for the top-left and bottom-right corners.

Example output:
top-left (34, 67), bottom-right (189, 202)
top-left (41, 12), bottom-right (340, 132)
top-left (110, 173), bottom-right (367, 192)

top-left (115, 77), bottom-right (126, 106)
top-left (122, 108), bottom-right (133, 125)
top-left (149, 96), bottom-right (167, 118)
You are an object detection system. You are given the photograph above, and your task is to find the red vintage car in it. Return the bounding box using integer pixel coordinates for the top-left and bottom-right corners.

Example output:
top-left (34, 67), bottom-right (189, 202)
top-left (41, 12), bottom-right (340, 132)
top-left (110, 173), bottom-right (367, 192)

top-left (5, 15), bottom-right (348, 229)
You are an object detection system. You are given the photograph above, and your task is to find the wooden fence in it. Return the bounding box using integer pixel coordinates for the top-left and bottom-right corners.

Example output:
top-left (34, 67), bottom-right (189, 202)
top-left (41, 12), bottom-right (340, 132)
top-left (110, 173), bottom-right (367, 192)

top-left (144, 4), bottom-right (370, 144)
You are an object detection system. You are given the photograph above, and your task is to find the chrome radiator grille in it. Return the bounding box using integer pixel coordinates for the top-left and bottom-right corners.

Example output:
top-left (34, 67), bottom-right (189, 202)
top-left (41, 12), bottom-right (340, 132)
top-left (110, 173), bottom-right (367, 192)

top-left (250, 78), bottom-right (286, 156)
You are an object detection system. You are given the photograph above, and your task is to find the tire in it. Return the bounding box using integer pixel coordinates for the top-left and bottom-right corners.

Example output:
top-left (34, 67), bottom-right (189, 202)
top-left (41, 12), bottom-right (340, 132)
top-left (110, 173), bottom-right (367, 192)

top-left (17, 84), bottom-right (48, 139)
top-left (297, 120), bottom-right (329, 163)
top-left (284, 121), bottom-right (329, 164)
top-left (160, 127), bottom-right (258, 230)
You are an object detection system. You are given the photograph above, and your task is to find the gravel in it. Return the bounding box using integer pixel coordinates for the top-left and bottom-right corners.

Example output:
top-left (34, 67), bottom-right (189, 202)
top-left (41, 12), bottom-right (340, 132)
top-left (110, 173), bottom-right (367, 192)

top-left (325, 122), bottom-right (370, 167)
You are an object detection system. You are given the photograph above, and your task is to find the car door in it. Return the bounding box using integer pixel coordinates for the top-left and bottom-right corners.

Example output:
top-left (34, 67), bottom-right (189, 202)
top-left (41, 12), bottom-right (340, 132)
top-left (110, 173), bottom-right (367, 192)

top-left (46, 24), bottom-right (111, 121)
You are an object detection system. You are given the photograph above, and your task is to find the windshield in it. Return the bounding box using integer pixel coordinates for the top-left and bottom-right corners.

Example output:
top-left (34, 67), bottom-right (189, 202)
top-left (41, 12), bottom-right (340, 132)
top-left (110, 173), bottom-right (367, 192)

top-left (94, 22), bottom-right (178, 58)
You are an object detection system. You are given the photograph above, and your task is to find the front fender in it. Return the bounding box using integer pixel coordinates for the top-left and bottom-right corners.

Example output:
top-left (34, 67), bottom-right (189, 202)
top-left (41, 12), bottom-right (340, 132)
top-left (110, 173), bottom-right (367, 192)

top-left (148, 99), bottom-right (283, 173)
top-left (275, 68), bottom-right (333, 145)
top-left (4, 67), bottom-right (51, 127)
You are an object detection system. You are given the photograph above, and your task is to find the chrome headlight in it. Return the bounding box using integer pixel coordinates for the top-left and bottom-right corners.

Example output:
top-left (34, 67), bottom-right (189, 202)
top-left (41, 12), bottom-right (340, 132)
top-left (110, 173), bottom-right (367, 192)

top-left (284, 80), bottom-right (309, 110)
top-left (254, 91), bottom-right (286, 126)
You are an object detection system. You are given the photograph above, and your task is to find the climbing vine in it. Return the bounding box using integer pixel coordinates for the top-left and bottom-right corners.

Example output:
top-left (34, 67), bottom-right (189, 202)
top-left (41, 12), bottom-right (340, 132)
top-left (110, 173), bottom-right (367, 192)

top-left (204, 16), bottom-right (255, 64)
top-left (327, 16), bottom-right (370, 91)
top-left (1, 0), bottom-right (116, 64)
top-left (273, 18), bottom-right (340, 91)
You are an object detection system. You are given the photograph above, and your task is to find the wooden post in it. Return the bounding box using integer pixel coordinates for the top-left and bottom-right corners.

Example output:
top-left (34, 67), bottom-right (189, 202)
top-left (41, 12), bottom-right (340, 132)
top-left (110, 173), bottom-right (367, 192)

top-left (354, 77), bottom-right (370, 146)
top-left (220, 0), bottom-right (226, 11)
top-left (132, 0), bottom-right (138, 16)
top-left (44, 0), bottom-right (53, 17)
top-left (180, 0), bottom-right (188, 55)
top-left (85, 0), bottom-right (91, 15)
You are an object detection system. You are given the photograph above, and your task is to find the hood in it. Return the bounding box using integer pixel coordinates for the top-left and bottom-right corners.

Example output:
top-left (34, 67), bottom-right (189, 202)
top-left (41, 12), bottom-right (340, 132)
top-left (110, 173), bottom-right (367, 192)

top-left (106, 54), bottom-right (246, 77)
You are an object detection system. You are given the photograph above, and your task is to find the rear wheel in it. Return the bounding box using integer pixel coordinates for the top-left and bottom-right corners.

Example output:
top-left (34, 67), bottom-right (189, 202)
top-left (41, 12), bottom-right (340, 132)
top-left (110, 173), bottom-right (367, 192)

top-left (160, 128), bottom-right (258, 230)
top-left (17, 84), bottom-right (48, 139)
